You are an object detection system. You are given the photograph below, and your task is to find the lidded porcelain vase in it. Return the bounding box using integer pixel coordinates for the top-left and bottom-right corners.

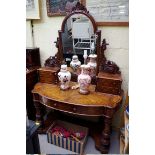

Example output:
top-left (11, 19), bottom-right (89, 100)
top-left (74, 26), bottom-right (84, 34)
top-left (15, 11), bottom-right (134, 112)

top-left (87, 54), bottom-right (97, 77)
top-left (78, 64), bottom-right (91, 95)
top-left (70, 55), bottom-right (81, 72)
top-left (58, 64), bottom-right (71, 90)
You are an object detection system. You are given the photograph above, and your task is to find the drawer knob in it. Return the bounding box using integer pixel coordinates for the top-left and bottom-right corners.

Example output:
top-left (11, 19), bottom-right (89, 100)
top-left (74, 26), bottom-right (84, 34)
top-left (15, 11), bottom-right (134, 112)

top-left (73, 107), bottom-right (76, 111)
top-left (54, 103), bottom-right (57, 107)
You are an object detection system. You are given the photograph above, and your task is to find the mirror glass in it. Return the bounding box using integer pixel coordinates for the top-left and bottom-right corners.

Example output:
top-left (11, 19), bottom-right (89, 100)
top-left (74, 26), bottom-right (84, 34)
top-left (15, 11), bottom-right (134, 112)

top-left (61, 13), bottom-right (97, 66)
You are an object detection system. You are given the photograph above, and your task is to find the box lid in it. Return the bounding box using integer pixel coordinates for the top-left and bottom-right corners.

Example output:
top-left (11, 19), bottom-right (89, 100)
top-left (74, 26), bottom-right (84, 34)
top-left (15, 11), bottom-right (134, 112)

top-left (97, 71), bottom-right (122, 81)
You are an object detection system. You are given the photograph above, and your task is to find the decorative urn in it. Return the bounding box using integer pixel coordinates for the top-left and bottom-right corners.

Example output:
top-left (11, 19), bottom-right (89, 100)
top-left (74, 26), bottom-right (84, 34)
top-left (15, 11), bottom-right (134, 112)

top-left (78, 64), bottom-right (91, 95)
top-left (87, 54), bottom-right (97, 77)
top-left (70, 55), bottom-right (81, 72)
top-left (58, 64), bottom-right (71, 90)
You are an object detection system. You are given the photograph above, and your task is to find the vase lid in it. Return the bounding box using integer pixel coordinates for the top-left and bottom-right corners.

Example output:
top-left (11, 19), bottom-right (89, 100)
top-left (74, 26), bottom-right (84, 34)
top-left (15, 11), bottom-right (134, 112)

top-left (72, 55), bottom-right (78, 60)
top-left (89, 54), bottom-right (97, 58)
top-left (60, 64), bottom-right (67, 72)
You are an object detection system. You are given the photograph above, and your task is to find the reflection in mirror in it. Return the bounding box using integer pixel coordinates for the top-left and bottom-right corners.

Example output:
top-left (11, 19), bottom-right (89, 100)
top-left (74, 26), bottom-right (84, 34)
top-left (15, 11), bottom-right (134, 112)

top-left (62, 13), bottom-right (98, 66)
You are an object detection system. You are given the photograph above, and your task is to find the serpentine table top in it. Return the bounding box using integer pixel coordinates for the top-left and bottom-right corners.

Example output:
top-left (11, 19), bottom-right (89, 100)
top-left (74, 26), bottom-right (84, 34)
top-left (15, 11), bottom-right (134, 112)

top-left (32, 82), bottom-right (122, 108)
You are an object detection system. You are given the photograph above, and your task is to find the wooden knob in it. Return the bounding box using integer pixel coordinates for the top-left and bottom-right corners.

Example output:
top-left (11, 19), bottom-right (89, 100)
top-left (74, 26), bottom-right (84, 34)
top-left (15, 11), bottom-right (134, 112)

top-left (54, 103), bottom-right (57, 107)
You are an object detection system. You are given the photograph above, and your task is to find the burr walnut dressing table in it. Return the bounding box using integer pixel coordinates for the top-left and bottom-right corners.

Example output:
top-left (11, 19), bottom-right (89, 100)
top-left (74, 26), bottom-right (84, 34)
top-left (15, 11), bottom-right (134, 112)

top-left (32, 81), bottom-right (123, 154)
top-left (32, 3), bottom-right (123, 154)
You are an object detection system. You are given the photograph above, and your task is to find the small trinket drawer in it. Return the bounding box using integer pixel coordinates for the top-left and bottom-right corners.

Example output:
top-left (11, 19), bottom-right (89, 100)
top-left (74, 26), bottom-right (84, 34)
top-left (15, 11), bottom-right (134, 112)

top-left (96, 72), bottom-right (122, 95)
top-left (38, 67), bottom-right (60, 84)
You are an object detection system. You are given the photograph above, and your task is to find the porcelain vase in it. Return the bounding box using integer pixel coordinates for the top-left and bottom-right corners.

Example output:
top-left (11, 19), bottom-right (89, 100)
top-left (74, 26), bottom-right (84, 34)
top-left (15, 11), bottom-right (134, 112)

top-left (87, 54), bottom-right (97, 77)
top-left (70, 55), bottom-right (81, 72)
top-left (78, 64), bottom-right (91, 95)
top-left (58, 64), bottom-right (71, 90)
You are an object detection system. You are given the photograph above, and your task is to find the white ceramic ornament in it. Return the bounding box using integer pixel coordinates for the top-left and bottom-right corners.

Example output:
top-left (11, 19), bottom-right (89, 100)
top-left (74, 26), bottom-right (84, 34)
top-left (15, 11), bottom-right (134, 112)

top-left (78, 64), bottom-right (91, 94)
top-left (87, 54), bottom-right (97, 77)
top-left (70, 55), bottom-right (81, 72)
top-left (58, 64), bottom-right (71, 90)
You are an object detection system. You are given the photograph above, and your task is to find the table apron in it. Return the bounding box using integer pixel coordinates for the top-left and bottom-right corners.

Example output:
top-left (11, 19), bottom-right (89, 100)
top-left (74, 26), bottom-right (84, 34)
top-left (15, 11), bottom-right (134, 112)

top-left (33, 95), bottom-right (116, 118)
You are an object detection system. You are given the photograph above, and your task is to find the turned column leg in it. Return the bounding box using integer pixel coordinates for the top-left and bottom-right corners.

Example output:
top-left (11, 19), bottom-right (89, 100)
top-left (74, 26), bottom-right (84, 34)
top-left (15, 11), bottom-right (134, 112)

top-left (34, 101), bottom-right (44, 127)
top-left (100, 117), bottom-right (112, 154)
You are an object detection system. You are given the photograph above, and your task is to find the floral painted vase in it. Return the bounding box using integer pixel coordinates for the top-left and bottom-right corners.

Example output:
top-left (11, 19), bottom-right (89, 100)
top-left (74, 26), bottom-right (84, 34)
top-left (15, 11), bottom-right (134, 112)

top-left (70, 55), bottom-right (81, 72)
top-left (87, 54), bottom-right (97, 77)
top-left (58, 64), bottom-right (71, 90)
top-left (78, 64), bottom-right (91, 95)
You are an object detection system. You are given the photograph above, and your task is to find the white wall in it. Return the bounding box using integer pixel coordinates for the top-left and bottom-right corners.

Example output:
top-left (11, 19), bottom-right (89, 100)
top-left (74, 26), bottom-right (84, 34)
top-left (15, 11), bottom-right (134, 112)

top-left (99, 26), bottom-right (129, 93)
top-left (26, 20), bottom-right (33, 47)
top-left (26, 0), bottom-right (129, 129)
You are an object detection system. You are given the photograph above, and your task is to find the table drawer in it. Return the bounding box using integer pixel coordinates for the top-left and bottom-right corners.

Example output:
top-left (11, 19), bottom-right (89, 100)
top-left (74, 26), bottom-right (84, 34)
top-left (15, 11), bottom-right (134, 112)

top-left (39, 96), bottom-right (115, 117)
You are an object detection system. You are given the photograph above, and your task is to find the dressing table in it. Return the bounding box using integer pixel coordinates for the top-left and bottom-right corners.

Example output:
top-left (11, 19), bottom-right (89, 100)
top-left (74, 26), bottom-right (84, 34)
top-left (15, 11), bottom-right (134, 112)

top-left (32, 3), bottom-right (123, 153)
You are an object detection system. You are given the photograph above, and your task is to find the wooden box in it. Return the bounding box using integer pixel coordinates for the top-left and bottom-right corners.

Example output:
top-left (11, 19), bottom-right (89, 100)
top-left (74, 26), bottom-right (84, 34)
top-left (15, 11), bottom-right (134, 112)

top-left (26, 47), bottom-right (41, 68)
top-left (47, 120), bottom-right (88, 155)
top-left (96, 72), bottom-right (122, 95)
top-left (38, 67), bottom-right (60, 84)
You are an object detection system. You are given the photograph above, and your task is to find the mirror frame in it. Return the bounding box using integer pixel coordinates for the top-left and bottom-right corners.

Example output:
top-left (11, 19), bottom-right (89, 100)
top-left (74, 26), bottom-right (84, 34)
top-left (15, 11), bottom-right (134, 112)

top-left (57, 2), bottom-right (102, 74)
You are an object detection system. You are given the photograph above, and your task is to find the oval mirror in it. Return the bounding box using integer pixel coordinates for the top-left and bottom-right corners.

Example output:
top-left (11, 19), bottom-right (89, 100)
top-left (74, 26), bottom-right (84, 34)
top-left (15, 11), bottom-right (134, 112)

top-left (61, 13), bottom-right (97, 66)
